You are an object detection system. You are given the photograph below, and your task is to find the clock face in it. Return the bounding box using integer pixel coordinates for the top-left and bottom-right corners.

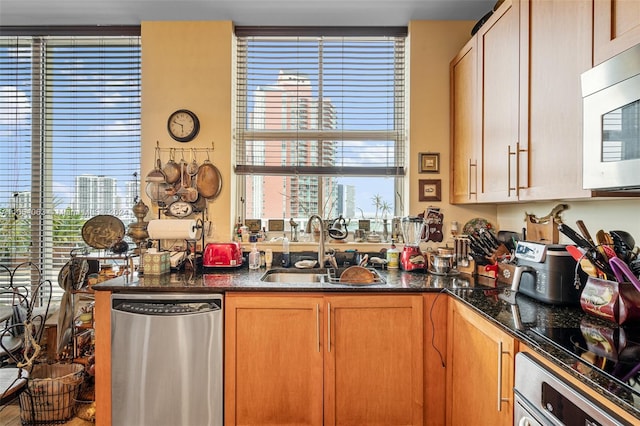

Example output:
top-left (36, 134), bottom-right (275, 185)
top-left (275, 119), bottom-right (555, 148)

top-left (167, 109), bottom-right (200, 142)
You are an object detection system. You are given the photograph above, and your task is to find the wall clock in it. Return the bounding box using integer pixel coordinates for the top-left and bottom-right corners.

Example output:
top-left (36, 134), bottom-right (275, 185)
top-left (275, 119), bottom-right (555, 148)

top-left (167, 109), bottom-right (200, 142)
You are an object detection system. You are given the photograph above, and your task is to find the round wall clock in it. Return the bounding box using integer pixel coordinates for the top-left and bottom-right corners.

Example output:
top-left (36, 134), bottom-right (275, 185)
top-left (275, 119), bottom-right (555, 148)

top-left (167, 109), bottom-right (200, 142)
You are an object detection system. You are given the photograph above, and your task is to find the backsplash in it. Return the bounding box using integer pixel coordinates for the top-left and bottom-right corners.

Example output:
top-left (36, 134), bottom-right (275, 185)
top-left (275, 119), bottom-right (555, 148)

top-left (497, 199), bottom-right (640, 243)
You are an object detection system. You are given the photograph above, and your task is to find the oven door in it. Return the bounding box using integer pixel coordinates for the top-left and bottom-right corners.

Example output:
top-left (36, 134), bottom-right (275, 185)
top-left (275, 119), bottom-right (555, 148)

top-left (582, 43), bottom-right (640, 191)
top-left (514, 353), bottom-right (626, 426)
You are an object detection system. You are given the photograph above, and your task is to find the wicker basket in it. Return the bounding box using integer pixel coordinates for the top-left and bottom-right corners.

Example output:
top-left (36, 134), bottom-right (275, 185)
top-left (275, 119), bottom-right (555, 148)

top-left (19, 363), bottom-right (84, 425)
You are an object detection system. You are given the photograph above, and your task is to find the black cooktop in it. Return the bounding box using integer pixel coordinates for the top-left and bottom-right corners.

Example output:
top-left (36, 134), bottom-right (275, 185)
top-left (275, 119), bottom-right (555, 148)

top-left (530, 322), bottom-right (640, 399)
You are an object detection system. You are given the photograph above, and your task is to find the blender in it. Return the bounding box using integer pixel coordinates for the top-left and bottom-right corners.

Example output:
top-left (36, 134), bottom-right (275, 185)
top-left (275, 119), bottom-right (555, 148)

top-left (400, 216), bottom-right (427, 271)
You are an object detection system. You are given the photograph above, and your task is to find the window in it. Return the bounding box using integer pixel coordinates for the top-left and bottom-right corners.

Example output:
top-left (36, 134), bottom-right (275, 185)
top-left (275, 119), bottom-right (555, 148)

top-left (0, 29), bottom-right (141, 300)
top-left (235, 27), bottom-right (406, 234)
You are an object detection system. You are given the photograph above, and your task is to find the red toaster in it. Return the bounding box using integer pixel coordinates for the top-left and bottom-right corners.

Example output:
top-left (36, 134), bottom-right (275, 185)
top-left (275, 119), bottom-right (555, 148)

top-left (203, 242), bottom-right (244, 267)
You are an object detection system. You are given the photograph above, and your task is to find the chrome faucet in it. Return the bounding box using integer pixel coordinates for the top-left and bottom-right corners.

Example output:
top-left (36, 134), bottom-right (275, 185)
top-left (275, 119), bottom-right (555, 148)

top-left (306, 214), bottom-right (326, 268)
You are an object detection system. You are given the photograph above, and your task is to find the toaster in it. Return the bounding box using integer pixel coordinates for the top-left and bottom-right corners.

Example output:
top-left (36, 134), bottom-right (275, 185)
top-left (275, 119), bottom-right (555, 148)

top-left (511, 241), bottom-right (585, 305)
top-left (203, 242), bottom-right (244, 268)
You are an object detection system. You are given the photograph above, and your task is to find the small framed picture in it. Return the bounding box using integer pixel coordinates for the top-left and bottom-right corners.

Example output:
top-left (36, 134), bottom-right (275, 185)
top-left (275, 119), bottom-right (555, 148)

top-left (245, 219), bottom-right (262, 233)
top-left (268, 219), bottom-right (285, 232)
top-left (358, 219), bottom-right (371, 232)
top-left (418, 179), bottom-right (442, 202)
top-left (419, 152), bottom-right (440, 173)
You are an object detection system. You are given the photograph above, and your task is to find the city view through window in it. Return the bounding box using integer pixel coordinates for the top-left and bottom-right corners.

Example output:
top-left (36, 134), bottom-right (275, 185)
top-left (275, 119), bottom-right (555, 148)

top-left (0, 35), bottom-right (141, 294)
top-left (235, 32), bottom-right (407, 236)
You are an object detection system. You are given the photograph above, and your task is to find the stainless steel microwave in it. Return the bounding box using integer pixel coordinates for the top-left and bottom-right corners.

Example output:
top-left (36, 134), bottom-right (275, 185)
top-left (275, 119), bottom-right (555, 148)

top-left (582, 43), bottom-right (640, 191)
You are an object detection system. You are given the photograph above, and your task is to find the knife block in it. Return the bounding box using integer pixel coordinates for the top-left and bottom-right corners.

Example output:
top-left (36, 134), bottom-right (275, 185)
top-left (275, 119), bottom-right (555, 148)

top-left (526, 217), bottom-right (559, 244)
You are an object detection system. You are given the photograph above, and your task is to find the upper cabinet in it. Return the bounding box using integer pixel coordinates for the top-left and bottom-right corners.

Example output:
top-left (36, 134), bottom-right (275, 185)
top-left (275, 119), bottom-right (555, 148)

top-left (518, 0), bottom-right (593, 200)
top-left (475, 0), bottom-right (520, 203)
top-left (594, 0), bottom-right (640, 66)
top-left (450, 38), bottom-right (479, 203)
top-left (450, 0), bottom-right (594, 203)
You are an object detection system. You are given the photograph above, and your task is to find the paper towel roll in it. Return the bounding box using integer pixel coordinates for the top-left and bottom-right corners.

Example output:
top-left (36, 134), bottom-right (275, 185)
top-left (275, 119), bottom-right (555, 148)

top-left (147, 219), bottom-right (197, 240)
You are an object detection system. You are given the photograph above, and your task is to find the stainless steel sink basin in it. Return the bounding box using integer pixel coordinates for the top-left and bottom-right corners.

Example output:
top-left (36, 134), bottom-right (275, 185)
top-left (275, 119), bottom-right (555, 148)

top-left (260, 268), bottom-right (386, 286)
top-left (260, 270), bottom-right (327, 283)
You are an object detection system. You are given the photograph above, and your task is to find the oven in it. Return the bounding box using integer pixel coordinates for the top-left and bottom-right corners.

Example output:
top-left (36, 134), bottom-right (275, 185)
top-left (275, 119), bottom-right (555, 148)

top-left (582, 43), bottom-right (640, 191)
top-left (514, 352), bottom-right (627, 425)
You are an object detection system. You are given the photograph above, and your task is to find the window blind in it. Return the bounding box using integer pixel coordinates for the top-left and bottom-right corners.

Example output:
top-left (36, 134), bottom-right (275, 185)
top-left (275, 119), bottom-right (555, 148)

top-left (0, 32), bottom-right (141, 299)
top-left (235, 27), bottom-right (406, 177)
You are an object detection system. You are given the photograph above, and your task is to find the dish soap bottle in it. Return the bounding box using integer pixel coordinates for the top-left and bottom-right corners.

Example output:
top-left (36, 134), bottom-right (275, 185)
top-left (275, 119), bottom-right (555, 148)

top-left (248, 243), bottom-right (260, 270)
top-left (386, 239), bottom-right (399, 269)
top-left (282, 236), bottom-right (291, 267)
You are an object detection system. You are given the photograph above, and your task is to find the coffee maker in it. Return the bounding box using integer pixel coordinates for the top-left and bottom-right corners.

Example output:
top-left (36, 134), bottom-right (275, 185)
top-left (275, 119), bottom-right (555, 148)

top-left (400, 216), bottom-right (427, 271)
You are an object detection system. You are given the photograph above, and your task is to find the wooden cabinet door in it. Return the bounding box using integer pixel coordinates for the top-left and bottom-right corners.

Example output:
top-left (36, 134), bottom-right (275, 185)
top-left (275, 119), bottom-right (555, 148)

top-left (450, 37), bottom-right (479, 204)
top-left (518, 0), bottom-right (593, 201)
top-left (225, 293), bottom-right (324, 426)
top-left (594, 0), bottom-right (640, 65)
top-left (476, 0), bottom-right (520, 202)
top-left (446, 300), bottom-right (515, 426)
top-left (423, 293), bottom-right (448, 426)
top-left (324, 294), bottom-right (424, 426)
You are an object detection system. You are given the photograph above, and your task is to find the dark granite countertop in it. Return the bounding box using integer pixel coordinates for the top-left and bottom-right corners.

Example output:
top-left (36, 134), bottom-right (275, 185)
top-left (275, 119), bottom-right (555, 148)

top-left (448, 287), bottom-right (640, 421)
top-left (91, 267), bottom-right (488, 292)
top-left (94, 267), bottom-right (640, 421)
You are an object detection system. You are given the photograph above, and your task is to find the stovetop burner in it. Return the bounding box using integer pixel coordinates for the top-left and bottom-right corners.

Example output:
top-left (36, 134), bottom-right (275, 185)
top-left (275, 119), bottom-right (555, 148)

top-left (530, 323), bottom-right (640, 399)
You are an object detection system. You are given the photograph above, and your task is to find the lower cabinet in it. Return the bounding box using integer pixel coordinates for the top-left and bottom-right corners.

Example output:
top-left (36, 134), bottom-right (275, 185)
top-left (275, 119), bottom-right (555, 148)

top-left (446, 299), bottom-right (516, 426)
top-left (225, 292), bottom-right (424, 426)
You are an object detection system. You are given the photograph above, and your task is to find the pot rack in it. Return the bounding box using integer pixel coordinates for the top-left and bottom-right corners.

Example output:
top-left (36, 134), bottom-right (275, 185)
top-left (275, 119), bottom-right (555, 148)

top-left (154, 140), bottom-right (216, 156)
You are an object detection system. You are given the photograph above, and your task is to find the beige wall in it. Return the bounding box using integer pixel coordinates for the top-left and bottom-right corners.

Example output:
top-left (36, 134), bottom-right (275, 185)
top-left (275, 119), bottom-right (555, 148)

top-left (138, 20), bottom-right (511, 245)
top-left (408, 21), bottom-right (497, 244)
top-left (498, 199), bottom-right (640, 242)
top-left (141, 21), bottom-right (234, 242)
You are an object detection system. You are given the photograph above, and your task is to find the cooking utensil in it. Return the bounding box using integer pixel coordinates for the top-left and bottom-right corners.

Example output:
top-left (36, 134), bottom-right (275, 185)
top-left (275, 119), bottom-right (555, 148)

top-left (576, 220), bottom-right (596, 246)
top-left (187, 148), bottom-right (199, 176)
top-left (610, 230), bottom-right (635, 262)
top-left (558, 223), bottom-right (613, 278)
top-left (145, 146), bottom-right (166, 183)
top-left (196, 152), bottom-right (223, 199)
top-left (609, 256), bottom-right (640, 292)
top-left (566, 245), bottom-right (599, 277)
top-left (340, 265), bottom-right (374, 284)
top-left (163, 148), bottom-right (181, 184)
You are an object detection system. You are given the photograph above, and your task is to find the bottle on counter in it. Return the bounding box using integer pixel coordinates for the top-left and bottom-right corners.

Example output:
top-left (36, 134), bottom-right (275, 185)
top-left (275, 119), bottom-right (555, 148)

top-left (282, 236), bottom-right (291, 267)
top-left (265, 249), bottom-right (273, 269)
top-left (248, 243), bottom-right (260, 270)
top-left (386, 239), bottom-right (399, 269)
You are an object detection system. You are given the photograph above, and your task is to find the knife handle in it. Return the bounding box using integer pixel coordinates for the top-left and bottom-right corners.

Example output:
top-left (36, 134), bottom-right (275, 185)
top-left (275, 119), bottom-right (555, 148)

top-left (576, 220), bottom-right (595, 246)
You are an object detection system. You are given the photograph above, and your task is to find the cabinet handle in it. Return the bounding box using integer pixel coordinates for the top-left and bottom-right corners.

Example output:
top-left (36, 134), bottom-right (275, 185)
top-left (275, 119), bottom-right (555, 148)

top-left (316, 303), bottom-right (320, 353)
top-left (508, 145), bottom-right (516, 196)
top-left (468, 159), bottom-right (477, 199)
top-left (515, 141), bottom-right (528, 191)
top-left (497, 341), bottom-right (510, 411)
top-left (327, 302), bottom-right (331, 352)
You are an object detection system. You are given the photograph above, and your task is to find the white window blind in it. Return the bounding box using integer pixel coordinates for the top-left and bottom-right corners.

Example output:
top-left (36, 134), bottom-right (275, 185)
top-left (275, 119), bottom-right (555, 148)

top-left (235, 27), bottom-right (406, 176)
top-left (235, 27), bottom-right (406, 222)
top-left (0, 30), bottom-right (141, 299)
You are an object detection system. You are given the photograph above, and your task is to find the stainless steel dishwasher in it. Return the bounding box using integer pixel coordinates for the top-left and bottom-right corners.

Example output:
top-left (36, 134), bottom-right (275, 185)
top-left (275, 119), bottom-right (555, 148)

top-left (111, 293), bottom-right (223, 426)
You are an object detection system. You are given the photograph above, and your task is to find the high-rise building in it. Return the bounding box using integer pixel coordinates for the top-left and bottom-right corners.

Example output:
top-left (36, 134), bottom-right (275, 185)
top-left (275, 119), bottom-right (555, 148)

top-left (245, 70), bottom-right (336, 220)
top-left (74, 175), bottom-right (118, 217)
top-left (336, 184), bottom-right (356, 218)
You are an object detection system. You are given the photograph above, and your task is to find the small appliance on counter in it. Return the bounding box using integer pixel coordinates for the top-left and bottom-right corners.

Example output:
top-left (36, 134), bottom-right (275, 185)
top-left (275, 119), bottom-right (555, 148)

top-left (509, 241), bottom-right (585, 305)
top-left (400, 216), bottom-right (427, 271)
top-left (203, 242), bottom-right (244, 268)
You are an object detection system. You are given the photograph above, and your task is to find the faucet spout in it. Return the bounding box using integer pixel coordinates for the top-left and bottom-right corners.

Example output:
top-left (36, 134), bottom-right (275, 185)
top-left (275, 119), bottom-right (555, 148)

top-left (306, 214), bottom-right (325, 268)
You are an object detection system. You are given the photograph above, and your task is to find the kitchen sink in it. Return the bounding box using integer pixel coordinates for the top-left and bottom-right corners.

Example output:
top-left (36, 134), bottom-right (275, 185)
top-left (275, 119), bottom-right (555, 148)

top-left (260, 267), bottom-right (385, 286)
top-left (260, 269), bottom-right (328, 283)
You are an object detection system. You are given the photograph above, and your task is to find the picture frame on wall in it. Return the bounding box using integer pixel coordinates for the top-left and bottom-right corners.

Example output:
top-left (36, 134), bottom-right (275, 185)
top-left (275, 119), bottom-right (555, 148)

top-left (419, 152), bottom-right (440, 173)
top-left (418, 179), bottom-right (442, 202)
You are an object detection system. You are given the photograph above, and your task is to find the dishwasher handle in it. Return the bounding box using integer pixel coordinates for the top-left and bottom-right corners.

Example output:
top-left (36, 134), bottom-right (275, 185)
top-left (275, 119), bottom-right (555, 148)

top-left (113, 300), bottom-right (221, 315)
